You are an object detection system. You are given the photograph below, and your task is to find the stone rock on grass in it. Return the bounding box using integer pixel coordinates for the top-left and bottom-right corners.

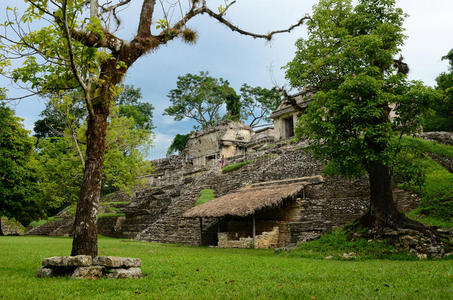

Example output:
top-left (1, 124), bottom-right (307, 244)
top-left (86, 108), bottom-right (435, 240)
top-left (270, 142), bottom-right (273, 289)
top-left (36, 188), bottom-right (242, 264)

top-left (37, 267), bottom-right (55, 278)
top-left (72, 266), bottom-right (104, 279)
top-left (107, 267), bottom-right (142, 279)
top-left (42, 255), bottom-right (92, 267)
top-left (93, 256), bottom-right (141, 268)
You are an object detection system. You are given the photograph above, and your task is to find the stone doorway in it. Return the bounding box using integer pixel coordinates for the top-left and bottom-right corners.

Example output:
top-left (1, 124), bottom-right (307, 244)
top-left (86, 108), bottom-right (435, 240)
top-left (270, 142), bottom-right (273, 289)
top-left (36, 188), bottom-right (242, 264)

top-left (284, 116), bottom-right (295, 139)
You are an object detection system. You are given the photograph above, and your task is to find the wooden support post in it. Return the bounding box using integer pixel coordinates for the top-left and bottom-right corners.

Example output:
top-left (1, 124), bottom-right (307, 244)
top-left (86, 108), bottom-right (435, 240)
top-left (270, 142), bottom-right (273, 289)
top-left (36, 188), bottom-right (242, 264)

top-left (217, 218), bottom-right (221, 247)
top-left (199, 217), bottom-right (203, 246)
top-left (252, 213), bottom-right (256, 248)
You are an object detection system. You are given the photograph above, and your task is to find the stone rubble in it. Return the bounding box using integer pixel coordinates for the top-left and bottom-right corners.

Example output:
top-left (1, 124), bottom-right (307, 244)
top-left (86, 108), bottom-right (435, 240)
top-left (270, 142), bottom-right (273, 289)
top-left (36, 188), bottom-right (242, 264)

top-left (107, 267), bottom-right (142, 279)
top-left (37, 256), bottom-right (142, 279)
top-left (0, 216), bottom-right (25, 236)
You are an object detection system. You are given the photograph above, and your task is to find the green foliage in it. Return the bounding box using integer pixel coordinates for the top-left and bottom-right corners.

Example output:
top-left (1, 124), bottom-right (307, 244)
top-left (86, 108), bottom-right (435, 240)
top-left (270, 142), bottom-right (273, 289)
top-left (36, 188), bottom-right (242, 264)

top-left (391, 147), bottom-right (425, 191)
top-left (33, 91), bottom-right (86, 140)
top-left (28, 217), bottom-right (63, 228)
top-left (2, 236), bottom-right (453, 299)
top-left (29, 85), bottom-right (154, 214)
top-left (287, 0), bottom-right (436, 179)
top-left (406, 211), bottom-right (453, 228)
top-left (165, 72), bottom-right (231, 129)
top-left (424, 49), bottom-right (453, 132)
top-left (101, 112), bottom-right (153, 194)
top-left (287, 229), bottom-right (414, 260)
top-left (97, 212), bottom-right (125, 218)
top-left (167, 133), bottom-right (191, 156)
top-left (414, 167), bottom-right (453, 221)
top-left (392, 137), bottom-right (453, 224)
top-left (0, 104), bottom-right (44, 225)
top-left (165, 71), bottom-right (280, 129)
top-left (222, 159), bottom-right (256, 173)
top-left (240, 84), bottom-right (281, 127)
top-left (224, 86), bottom-right (241, 122)
top-left (195, 189), bottom-right (216, 206)
top-left (116, 85), bottom-right (155, 132)
top-left (399, 136), bottom-right (453, 158)
top-left (32, 137), bottom-right (83, 215)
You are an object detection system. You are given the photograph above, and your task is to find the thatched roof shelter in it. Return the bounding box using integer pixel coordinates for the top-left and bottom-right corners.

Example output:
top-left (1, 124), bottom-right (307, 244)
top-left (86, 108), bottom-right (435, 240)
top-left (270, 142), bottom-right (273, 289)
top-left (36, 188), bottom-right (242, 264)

top-left (183, 183), bottom-right (305, 218)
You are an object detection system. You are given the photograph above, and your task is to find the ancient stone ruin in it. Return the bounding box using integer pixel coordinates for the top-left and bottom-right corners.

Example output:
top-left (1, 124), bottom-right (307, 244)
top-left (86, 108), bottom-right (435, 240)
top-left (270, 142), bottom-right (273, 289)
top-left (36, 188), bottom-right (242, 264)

top-left (38, 255), bottom-right (142, 279)
top-left (0, 216), bottom-right (25, 236)
top-left (26, 116), bottom-right (453, 256)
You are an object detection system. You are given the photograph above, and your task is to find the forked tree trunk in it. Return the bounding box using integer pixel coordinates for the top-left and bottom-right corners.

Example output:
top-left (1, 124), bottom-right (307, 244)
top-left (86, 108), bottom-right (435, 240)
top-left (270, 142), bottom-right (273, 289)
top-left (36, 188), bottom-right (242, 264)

top-left (71, 102), bottom-right (109, 257)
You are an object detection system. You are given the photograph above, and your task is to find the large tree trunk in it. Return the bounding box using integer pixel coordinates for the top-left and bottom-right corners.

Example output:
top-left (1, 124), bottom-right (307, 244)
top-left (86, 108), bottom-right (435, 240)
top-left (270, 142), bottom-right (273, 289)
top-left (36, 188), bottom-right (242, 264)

top-left (71, 102), bottom-right (109, 257)
top-left (356, 160), bottom-right (407, 232)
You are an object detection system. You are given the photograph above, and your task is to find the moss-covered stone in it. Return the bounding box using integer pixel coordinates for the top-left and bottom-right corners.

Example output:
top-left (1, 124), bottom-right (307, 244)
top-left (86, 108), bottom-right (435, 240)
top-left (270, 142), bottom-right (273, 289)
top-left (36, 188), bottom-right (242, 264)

top-left (0, 216), bottom-right (25, 236)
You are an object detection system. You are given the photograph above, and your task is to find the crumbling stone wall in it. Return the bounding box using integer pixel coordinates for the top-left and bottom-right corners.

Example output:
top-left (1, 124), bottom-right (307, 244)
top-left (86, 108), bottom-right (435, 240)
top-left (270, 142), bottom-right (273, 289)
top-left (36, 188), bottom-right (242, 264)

top-left (127, 142), bottom-right (365, 246)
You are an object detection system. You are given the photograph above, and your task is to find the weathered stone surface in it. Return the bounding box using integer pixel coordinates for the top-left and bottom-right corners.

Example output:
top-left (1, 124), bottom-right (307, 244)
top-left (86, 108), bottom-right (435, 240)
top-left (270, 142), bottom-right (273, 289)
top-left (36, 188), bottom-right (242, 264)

top-left (421, 131), bottom-right (453, 146)
top-left (42, 255), bottom-right (92, 267)
top-left (93, 256), bottom-right (141, 268)
top-left (0, 216), bottom-right (25, 236)
top-left (72, 266), bottom-right (104, 279)
top-left (107, 267), bottom-right (142, 279)
top-left (37, 267), bottom-right (54, 278)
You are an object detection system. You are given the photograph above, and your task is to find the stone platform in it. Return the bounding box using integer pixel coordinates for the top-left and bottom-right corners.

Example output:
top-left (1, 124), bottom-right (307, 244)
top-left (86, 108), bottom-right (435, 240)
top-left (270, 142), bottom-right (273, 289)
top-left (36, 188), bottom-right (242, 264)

top-left (37, 256), bottom-right (142, 279)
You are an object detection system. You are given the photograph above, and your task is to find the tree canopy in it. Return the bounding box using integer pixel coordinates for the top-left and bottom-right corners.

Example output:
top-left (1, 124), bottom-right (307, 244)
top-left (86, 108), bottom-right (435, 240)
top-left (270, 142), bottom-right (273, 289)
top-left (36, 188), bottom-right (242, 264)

top-left (240, 84), bottom-right (281, 127)
top-left (286, 0), bottom-right (437, 231)
top-left (0, 104), bottom-right (43, 225)
top-left (424, 49), bottom-right (453, 132)
top-left (165, 72), bottom-right (229, 129)
top-left (167, 133), bottom-right (191, 156)
top-left (165, 72), bottom-right (282, 130)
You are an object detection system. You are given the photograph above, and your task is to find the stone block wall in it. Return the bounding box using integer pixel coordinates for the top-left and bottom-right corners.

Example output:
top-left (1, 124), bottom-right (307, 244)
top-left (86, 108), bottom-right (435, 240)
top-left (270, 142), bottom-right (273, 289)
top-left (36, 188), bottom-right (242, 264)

top-left (218, 233), bottom-right (253, 248)
top-left (255, 227), bottom-right (280, 249)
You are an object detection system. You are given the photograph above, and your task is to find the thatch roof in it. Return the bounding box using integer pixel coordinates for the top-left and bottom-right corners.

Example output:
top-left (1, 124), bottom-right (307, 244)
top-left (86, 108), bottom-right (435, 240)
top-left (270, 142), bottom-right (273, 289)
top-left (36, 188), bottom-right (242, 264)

top-left (183, 183), bottom-right (304, 218)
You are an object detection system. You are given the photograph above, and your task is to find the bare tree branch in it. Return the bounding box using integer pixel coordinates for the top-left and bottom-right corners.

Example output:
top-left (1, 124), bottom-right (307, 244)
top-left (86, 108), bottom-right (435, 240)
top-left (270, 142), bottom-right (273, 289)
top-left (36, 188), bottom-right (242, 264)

top-left (90, 0), bottom-right (98, 19)
top-left (101, 0), bottom-right (132, 12)
top-left (62, 0), bottom-right (96, 118)
top-left (202, 6), bottom-right (311, 40)
top-left (137, 0), bottom-right (157, 37)
top-left (2, 92), bottom-right (42, 101)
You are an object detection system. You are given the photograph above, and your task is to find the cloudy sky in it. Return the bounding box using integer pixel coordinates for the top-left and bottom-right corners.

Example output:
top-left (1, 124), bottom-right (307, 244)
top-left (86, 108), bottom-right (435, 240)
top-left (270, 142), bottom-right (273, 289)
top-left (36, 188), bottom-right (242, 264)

top-left (1, 0), bottom-right (453, 159)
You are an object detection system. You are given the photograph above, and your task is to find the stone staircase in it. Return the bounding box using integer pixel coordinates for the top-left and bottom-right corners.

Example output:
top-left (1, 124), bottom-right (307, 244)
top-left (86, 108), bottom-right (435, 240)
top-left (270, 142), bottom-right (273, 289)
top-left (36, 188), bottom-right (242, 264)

top-left (26, 218), bottom-right (73, 236)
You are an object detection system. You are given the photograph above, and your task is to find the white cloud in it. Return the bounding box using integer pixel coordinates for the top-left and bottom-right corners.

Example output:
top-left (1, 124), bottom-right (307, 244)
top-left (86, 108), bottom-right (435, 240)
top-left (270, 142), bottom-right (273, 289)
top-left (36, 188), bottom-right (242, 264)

top-left (148, 132), bottom-right (175, 160)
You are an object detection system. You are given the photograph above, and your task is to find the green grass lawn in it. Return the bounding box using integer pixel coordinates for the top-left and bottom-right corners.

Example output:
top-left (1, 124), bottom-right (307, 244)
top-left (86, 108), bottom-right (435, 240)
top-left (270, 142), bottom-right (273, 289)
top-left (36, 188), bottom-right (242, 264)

top-left (1, 236), bottom-right (453, 299)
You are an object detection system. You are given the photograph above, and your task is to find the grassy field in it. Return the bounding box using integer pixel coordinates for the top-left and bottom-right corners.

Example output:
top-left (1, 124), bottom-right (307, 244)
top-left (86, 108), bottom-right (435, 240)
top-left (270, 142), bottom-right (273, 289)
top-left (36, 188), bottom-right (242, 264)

top-left (0, 236), bottom-right (452, 299)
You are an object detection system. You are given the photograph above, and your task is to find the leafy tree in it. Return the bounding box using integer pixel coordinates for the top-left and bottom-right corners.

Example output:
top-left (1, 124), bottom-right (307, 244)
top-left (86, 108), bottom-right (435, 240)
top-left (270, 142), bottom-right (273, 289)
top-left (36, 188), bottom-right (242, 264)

top-left (1, 0), bottom-right (307, 257)
top-left (167, 133), bottom-right (191, 156)
top-left (424, 49), bottom-right (453, 132)
top-left (165, 72), bottom-right (231, 129)
top-left (166, 72), bottom-right (281, 128)
top-left (0, 104), bottom-right (43, 225)
top-left (33, 91), bottom-right (86, 140)
top-left (34, 85), bottom-right (153, 139)
top-left (116, 85), bottom-right (154, 132)
top-left (224, 86), bottom-right (241, 122)
top-left (240, 84), bottom-right (281, 127)
top-left (286, 0), bottom-right (437, 232)
top-left (32, 137), bottom-right (83, 216)
top-left (33, 107), bottom-right (153, 213)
